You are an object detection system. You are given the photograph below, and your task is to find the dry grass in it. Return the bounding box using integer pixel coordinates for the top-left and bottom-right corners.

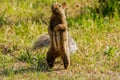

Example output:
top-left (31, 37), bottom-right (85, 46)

top-left (0, 0), bottom-right (120, 80)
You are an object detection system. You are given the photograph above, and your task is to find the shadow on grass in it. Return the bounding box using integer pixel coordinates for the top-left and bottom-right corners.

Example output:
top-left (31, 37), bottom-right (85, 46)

top-left (0, 48), bottom-right (66, 77)
top-left (0, 57), bottom-right (51, 77)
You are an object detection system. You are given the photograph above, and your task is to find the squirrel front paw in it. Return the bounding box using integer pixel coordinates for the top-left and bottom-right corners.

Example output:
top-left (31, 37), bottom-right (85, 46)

top-left (54, 24), bottom-right (66, 31)
top-left (54, 24), bottom-right (60, 31)
top-left (54, 27), bottom-right (59, 31)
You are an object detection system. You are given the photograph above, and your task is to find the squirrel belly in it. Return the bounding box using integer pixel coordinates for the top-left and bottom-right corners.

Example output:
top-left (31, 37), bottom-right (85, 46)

top-left (52, 30), bottom-right (68, 51)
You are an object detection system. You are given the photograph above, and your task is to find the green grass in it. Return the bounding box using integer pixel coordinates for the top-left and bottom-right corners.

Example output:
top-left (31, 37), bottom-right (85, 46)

top-left (0, 0), bottom-right (120, 80)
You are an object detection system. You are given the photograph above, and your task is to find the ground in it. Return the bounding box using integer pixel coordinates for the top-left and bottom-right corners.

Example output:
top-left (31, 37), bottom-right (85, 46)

top-left (0, 0), bottom-right (120, 80)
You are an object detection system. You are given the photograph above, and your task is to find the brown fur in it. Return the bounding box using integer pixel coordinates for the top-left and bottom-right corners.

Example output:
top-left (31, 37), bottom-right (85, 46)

top-left (47, 2), bottom-right (70, 69)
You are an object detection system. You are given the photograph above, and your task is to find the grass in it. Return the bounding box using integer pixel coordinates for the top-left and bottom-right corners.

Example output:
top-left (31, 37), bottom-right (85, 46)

top-left (0, 0), bottom-right (120, 80)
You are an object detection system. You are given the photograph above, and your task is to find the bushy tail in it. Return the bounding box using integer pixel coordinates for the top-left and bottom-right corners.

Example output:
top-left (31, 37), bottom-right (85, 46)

top-left (32, 33), bottom-right (50, 50)
top-left (32, 33), bottom-right (78, 54)
top-left (68, 34), bottom-right (78, 54)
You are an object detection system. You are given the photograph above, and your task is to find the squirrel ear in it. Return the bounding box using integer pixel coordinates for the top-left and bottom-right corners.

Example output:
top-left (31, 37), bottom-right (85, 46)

top-left (62, 2), bottom-right (66, 9)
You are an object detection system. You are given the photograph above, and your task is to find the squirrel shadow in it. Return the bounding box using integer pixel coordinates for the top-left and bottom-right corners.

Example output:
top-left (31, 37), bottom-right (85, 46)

top-left (0, 61), bottom-right (50, 77)
top-left (0, 52), bottom-right (50, 77)
top-left (1, 56), bottom-right (65, 77)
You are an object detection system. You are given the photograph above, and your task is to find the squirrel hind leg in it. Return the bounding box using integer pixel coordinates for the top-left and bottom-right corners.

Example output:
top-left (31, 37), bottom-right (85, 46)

top-left (46, 50), bottom-right (56, 68)
top-left (61, 53), bottom-right (70, 69)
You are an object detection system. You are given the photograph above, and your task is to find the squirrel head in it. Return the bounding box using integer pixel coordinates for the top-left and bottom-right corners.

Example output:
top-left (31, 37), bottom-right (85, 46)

top-left (51, 2), bottom-right (66, 15)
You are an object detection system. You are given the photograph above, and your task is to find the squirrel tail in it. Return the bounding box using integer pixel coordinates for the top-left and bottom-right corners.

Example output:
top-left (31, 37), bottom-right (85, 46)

top-left (32, 33), bottom-right (78, 54)
top-left (68, 34), bottom-right (78, 54)
top-left (32, 33), bottom-right (50, 50)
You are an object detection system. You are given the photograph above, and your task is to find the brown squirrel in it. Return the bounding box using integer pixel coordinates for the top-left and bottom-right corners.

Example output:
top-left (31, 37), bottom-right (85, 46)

top-left (47, 2), bottom-right (70, 69)
top-left (32, 2), bottom-right (77, 69)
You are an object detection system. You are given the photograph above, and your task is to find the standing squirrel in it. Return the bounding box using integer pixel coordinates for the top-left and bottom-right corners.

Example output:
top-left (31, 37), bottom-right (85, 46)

top-left (32, 2), bottom-right (78, 69)
top-left (47, 2), bottom-right (70, 69)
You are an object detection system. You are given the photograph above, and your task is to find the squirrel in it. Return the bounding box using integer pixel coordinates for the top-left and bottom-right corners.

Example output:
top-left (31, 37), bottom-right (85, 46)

top-left (32, 2), bottom-right (78, 69)
top-left (47, 2), bottom-right (70, 69)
